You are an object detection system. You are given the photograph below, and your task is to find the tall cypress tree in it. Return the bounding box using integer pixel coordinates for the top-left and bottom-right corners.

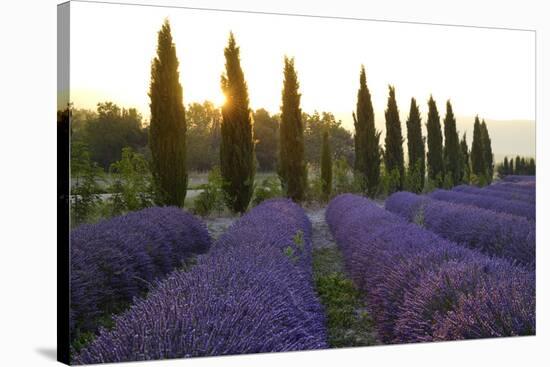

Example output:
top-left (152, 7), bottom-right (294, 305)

top-left (471, 116), bottom-right (486, 180)
top-left (279, 56), bottom-right (306, 202)
top-left (509, 157), bottom-right (514, 175)
top-left (220, 32), bottom-right (255, 213)
top-left (480, 119), bottom-right (493, 183)
top-left (460, 132), bottom-right (470, 183)
top-left (353, 65), bottom-right (380, 197)
top-left (405, 97), bottom-right (425, 192)
top-left (443, 100), bottom-right (461, 186)
top-left (149, 20), bottom-right (187, 207)
top-left (515, 156), bottom-right (521, 175)
top-left (503, 156), bottom-right (509, 175)
top-left (426, 96), bottom-right (444, 187)
top-left (320, 128), bottom-right (332, 201)
top-left (384, 86), bottom-right (405, 191)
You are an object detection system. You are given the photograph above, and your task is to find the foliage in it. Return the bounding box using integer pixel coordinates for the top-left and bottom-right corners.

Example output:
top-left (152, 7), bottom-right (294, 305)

top-left (252, 176), bottom-right (282, 206)
top-left (459, 132), bottom-right (471, 184)
top-left (386, 191), bottom-right (535, 268)
top-left (77, 103), bottom-right (147, 170)
top-left (498, 155), bottom-right (535, 176)
top-left (443, 100), bottom-right (462, 186)
top-left (429, 189), bottom-right (535, 220)
top-left (149, 20), bottom-right (188, 206)
top-left (193, 167), bottom-right (226, 216)
top-left (380, 166), bottom-right (401, 197)
top-left (253, 108), bottom-right (279, 171)
top-left (333, 158), bottom-right (354, 195)
top-left (404, 159), bottom-right (424, 194)
top-left (326, 194), bottom-right (535, 343)
top-left (71, 141), bottom-right (103, 226)
top-left (320, 129), bottom-right (333, 201)
top-left (383, 86), bottom-right (405, 192)
top-left (109, 147), bottom-right (153, 215)
top-left (74, 199), bottom-right (327, 364)
top-left (304, 111), bottom-right (354, 167)
top-left (70, 207), bottom-right (211, 347)
top-left (220, 32), bottom-right (255, 213)
top-left (471, 116), bottom-right (486, 183)
top-left (279, 56), bottom-right (307, 202)
top-left (426, 96), bottom-right (444, 187)
top-left (480, 119), bottom-right (494, 183)
top-left (405, 97), bottom-right (425, 192)
top-left (353, 66), bottom-right (381, 197)
top-left (186, 101), bottom-right (222, 171)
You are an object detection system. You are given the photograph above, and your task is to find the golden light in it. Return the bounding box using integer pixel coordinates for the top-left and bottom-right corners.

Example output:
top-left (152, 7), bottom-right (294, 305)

top-left (214, 92), bottom-right (226, 107)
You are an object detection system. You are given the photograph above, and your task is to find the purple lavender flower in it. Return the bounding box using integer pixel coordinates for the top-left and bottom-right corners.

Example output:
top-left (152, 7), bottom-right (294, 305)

top-left (70, 207), bottom-right (211, 341)
top-left (429, 189), bottom-right (535, 220)
top-left (386, 191), bottom-right (535, 268)
top-left (327, 194), bottom-right (535, 344)
top-left (74, 199), bottom-right (327, 364)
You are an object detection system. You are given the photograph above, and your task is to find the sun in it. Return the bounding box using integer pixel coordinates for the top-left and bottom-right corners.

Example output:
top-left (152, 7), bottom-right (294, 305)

top-left (214, 93), bottom-right (226, 107)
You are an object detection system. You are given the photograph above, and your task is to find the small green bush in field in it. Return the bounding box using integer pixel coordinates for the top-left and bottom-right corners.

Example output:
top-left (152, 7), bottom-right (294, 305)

top-left (109, 147), bottom-right (153, 216)
top-left (252, 177), bottom-right (282, 206)
top-left (194, 167), bottom-right (226, 216)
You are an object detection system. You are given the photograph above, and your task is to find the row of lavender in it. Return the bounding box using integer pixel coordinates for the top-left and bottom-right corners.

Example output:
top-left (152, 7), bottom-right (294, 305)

top-left (429, 185), bottom-right (535, 220)
top-left (386, 191), bottom-right (535, 268)
top-left (70, 207), bottom-right (212, 342)
top-left (74, 199), bottom-right (327, 364)
top-left (452, 184), bottom-right (535, 204)
top-left (327, 194), bottom-right (535, 343)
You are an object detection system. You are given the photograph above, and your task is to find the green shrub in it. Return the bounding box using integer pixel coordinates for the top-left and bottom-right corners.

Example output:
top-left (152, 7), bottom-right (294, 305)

top-left (71, 142), bottom-right (103, 226)
top-left (108, 147), bottom-right (153, 215)
top-left (252, 177), bottom-right (282, 206)
top-left (194, 167), bottom-right (226, 216)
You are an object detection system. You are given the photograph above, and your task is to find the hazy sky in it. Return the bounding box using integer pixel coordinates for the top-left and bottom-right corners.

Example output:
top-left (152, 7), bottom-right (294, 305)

top-left (69, 1), bottom-right (536, 156)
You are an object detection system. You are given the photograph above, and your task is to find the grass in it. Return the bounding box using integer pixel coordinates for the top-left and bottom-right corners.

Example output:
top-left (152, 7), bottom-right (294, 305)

top-left (312, 247), bottom-right (378, 348)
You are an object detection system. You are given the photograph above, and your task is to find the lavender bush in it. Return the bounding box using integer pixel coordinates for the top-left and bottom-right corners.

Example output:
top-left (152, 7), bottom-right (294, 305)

top-left (386, 191), bottom-right (535, 268)
top-left (70, 207), bottom-right (211, 342)
top-left (327, 194), bottom-right (535, 343)
top-left (74, 199), bottom-right (327, 364)
top-left (486, 182), bottom-right (536, 198)
top-left (429, 189), bottom-right (535, 220)
top-left (453, 184), bottom-right (535, 204)
top-left (502, 175), bottom-right (536, 183)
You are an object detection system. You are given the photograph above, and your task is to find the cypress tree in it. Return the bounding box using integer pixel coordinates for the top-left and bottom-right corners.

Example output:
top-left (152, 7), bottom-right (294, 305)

top-left (443, 100), bottom-right (461, 186)
top-left (426, 96), bottom-right (444, 187)
top-left (480, 119), bottom-right (494, 183)
top-left (460, 132), bottom-right (470, 183)
top-left (520, 157), bottom-right (527, 174)
top-left (384, 86), bottom-right (405, 192)
top-left (471, 116), bottom-right (486, 180)
top-left (149, 20), bottom-right (187, 207)
top-left (509, 158), bottom-right (514, 175)
top-left (320, 128), bottom-right (332, 201)
top-left (515, 156), bottom-right (521, 175)
top-left (220, 32), bottom-right (255, 213)
top-left (279, 56), bottom-right (306, 202)
top-left (503, 156), bottom-right (509, 175)
top-left (528, 158), bottom-right (536, 175)
top-left (405, 97), bottom-right (425, 192)
top-left (353, 65), bottom-right (381, 197)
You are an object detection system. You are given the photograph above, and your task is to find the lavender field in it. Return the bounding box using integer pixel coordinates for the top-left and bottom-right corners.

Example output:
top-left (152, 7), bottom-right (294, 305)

top-left (62, 6), bottom-right (536, 364)
top-left (68, 176), bottom-right (535, 363)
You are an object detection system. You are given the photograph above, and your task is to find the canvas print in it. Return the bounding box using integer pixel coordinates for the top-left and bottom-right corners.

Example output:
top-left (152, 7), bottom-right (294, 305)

top-left (57, 1), bottom-right (536, 365)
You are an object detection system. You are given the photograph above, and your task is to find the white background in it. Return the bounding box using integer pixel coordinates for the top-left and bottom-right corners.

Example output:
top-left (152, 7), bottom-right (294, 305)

top-left (0, 0), bottom-right (547, 366)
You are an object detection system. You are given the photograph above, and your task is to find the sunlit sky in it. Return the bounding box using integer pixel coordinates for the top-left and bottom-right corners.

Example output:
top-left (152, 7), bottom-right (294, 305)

top-left (69, 1), bottom-right (536, 156)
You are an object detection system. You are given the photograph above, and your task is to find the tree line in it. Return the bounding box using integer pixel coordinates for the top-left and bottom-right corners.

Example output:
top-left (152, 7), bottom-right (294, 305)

top-left (71, 19), bottom-right (533, 216)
